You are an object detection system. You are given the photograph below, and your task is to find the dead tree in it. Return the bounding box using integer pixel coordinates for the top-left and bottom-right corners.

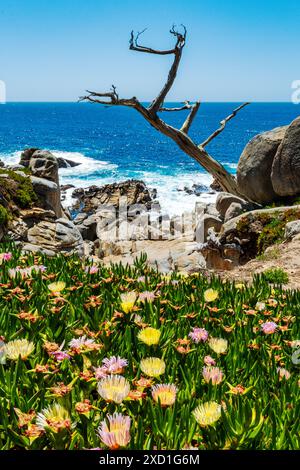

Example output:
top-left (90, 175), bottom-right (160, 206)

top-left (80, 26), bottom-right (250, 196)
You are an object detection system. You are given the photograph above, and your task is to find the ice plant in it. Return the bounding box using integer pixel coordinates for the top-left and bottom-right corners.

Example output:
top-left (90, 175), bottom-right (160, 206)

top-left (204, 355), bottom-right (216, 366)
top-left (193, 401), bottom-right (222, 427)
top-left (189, 327), bottom-right (209, 343)
top-left (0, 252), bottom-right (12, 264)
top-left (151, 384), bottom-right (178, 406)
top-left (50, 350), bottom-right (71, 361)
top-left (98, 413), bottom-right (131, 450)
top-left (256, 301), bottom-right (266, 311)
top-left (277, 367), bottom-right (291, 381)
top-left (97, 375), bottom-right (130, 404)
top-left (140, 357), bottom-right (166, 377)
top-left (69, 335), bottom-right (96, 350)
top-left (4, 339), bottom-right (34, 361)
top-left (8, 266), bottom-right (46, 279)
top-left (138, 327), bottom-right (161, 346)
top-left (208, 337), bottom-right (228, 354)
top-left (202, 366), bottom-right (224, 385)
top-left (261, 321), bottom-right (278, 334)
top-left (102, 356), bottom-right (128, 374)
top-left (48, 281), bottom-right (66, 294)
top-left (85, 265), bottom-right (99, 274)
top-left (120, 291), bottom-right (137, 313)
top-left (36, 403), bottom-right (73, 433)
top-left (204, 288), bottom-right (219, 303)
top-left (139, 291), bottom-right (155, 303)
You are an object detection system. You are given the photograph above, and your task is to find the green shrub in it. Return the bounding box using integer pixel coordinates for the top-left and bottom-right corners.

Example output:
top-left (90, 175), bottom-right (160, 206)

top-left (0, 205), bottom-right (9, 225)
top-left (0, 169), bottom-right (37, 209)
top-left (262, 268), bottom-right (289, 284)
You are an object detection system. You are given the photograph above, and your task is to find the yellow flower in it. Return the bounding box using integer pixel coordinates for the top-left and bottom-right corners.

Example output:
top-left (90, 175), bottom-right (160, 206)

top-left (48, 281), bottom-right (66, 293)
top-left (138, 327), bottom-right (161, 346)
top-left (140, 357), bottom-right (166, 377)
top-left (235, 283), bottom-right (245, 290)
top-left (193, 401), bottom-right (221, 427)
top-left (152, 384), bottom-right (177, 406)
top-left (4, 339), bottom-right (35, 361)
top-left (208, 337), bottom-right (228, 354)
top-left (204, 288), bottom-right (218, 303)
top-left (97, 375), bottom-right (130, 404)
top-left (120, 291), bottom-right (137, 313)
top-left (36, 403), bottom-right (73, 433)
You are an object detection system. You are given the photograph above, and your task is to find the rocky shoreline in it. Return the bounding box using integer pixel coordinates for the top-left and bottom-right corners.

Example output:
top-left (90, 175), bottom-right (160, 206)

top-left (1, 115), bottom-right (300, 274)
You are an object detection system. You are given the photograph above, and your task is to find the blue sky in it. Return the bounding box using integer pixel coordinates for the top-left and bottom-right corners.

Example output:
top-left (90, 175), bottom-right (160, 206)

top-left (0, 0), bottom-right (299, 102)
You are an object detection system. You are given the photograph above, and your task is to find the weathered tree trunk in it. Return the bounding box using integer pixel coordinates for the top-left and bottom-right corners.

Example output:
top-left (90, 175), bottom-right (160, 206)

top-left (80, 26), bottom-right (249, 198)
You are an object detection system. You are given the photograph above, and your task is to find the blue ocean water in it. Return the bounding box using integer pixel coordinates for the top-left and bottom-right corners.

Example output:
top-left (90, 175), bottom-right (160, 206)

top-left (0, 102), bottom-right (299, 214)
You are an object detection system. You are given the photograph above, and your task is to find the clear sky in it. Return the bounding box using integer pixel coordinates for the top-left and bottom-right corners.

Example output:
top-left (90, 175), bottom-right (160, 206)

top-left (0, 0), bottom-right (299, 102)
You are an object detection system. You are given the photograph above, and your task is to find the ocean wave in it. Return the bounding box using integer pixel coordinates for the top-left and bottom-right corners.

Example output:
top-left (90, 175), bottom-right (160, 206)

top-left (1, 149), bottom-right (217, 216)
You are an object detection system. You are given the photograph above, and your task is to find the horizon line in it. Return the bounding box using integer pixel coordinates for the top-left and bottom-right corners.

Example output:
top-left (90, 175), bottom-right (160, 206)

top-left (1, 100), bottom-right (298, 104)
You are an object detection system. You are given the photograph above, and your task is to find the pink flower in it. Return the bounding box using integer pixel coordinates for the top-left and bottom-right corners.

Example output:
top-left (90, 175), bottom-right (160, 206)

top-left (8, 265), bottom-right (46, 279)
top-left (137, 276), bottom-right (146, 283)
top-left (139, 291), bottom-right (155, 303)
top-left (98, 413), bottom-right (131, 449)
top-left (2, 253), bottom-right (12, 261)
top-left (69, 335), bottom-right (96, 350)
top-left (50, 350), bottom-right (71, 361)
top-left (202, 366), bottom-right (224, 385)
top-left (85, 266), bottom-right (99, 274)
top-left (189, 327), bottom-right (209, 343)
top-left (94, 356), bottom-right (128, 379)
top-left (261, 321), bottom-right (278, 334)
top-left (94, 366), bottom-right (108, 380)
top-left (277, 367), bottom-right (291, 381)
top-left (204, 355), bottom-right (216, 366)
top-left (102, 356), bottom-right (128, 374)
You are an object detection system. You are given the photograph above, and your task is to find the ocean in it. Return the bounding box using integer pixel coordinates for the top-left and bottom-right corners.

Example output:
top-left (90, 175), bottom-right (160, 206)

top-left (0, 102), bottom-right (299, 215)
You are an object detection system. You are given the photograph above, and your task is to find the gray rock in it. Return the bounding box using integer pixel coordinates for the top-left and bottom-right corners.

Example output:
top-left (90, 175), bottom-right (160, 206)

top-left (30, 175), bottom-right (62, 217)
top-left (237, 126), bottom-right (287, 203)
top-left (57, 157), bottom-right (80, 169)
top-left (77, 214), bottom-right (97, 241)
top-left (19, 148), bottom-right (39, 167)
top-left (73, 212), bottom-right (88, 225)
top-left (29, 150), bottom-right (59, 183)
top-left (196, 214), bottom-right (223, 242)
top-left (27, 218), bottom-right (84, 256)
top-left (72, 180), bottom-right (154, 213)
top-left (284, 220), bottom-right (300, 239)
top-left (216, 192), bottom-right (249, 218)
top-left (21, 244), bottom-right (56, 257)
top-left (14, 171), bottom-right (27, 178)
top-left (271, 117), bottom-right (300, 197)
top-left (224, 202), bottom-right (243, 222)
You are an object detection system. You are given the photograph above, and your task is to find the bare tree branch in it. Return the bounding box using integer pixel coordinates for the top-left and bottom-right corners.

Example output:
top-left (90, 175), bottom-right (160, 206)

top-left (181, 101), bottom-right (201, 134)
top-left (159, 101), bottom-right (192, 112)
top-left (200, 102), bottom-right (250, 148)
top-left (130, 29), bottom-right (176, 55)
top-left (79, 86), bottom-right (141, 108)
top-left (148, 26), bottom-right (186, 114)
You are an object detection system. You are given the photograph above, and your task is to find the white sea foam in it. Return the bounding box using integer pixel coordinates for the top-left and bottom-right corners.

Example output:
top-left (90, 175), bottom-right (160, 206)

top-left (1, 149), bottom-right (217, 216)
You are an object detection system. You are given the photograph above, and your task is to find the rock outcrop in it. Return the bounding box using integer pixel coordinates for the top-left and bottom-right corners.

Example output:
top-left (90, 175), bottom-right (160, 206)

top-left (21, 149), bottom-right (63, 217)
top-left (284, 220), bottom-right (300, 240)
top-left (237, 126), bottom-right (287, 204)
top-left (26, 218), bottom-right (84, 257)
top-left (271, 117), bottom-right (300, 197)
top-left (72, 180), bottom-right (155, 213)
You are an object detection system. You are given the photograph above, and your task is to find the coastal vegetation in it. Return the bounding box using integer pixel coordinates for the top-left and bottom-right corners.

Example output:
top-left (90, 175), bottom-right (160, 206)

top-left (0, 246), bottom-right (299, 450)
